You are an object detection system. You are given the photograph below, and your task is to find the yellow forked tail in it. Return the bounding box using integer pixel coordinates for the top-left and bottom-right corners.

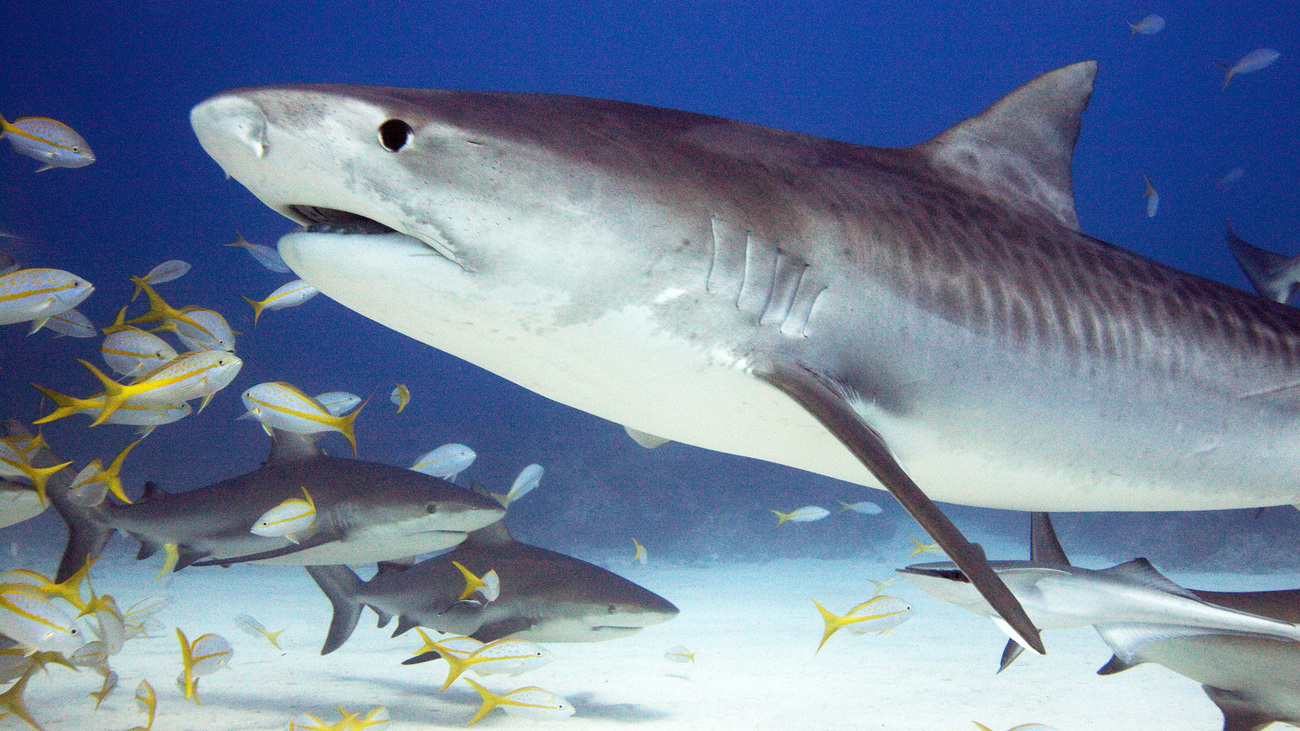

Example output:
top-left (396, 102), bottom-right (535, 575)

top-left (464, 677), bottom-right (503, 725)
top-left (30, 383), bottom-right (99, 424)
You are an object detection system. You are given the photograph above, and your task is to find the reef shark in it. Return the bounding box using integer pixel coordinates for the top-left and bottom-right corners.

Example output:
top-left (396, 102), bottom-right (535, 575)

top-left (305, 520), bottom-right (679, 656)
top-left (46, 430), bottom-right (504, 583)
top-left (903, 514), bottom-right (1300, 731)
top-left (191, 61), bottom-right (1300, 653)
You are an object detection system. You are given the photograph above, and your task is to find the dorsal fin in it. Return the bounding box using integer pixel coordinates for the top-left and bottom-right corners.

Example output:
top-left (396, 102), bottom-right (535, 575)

top-left (138, 481), bottom-right (169, 503)
top-left (1225, 225), bottom-right (1300, 305)
top-left (1029, 512), bottom-right (1069, 566)
top-left (464, 520), bottom-right (512, 547)
top-left (265, 429), bottom-right (322, 465)
top-left (919, 61), bottom-right (1096, 232)
top-left (1100, 558), bottom-right (1199, 600)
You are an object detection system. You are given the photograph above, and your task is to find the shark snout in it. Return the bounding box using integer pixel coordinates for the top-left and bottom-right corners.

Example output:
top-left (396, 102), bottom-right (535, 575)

top-left (191, 94), bottom-right (270, 165)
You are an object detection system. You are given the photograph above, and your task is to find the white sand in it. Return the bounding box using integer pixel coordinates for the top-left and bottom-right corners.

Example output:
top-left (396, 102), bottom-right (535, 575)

top-left (12, 535), bottom-right (1295, 731)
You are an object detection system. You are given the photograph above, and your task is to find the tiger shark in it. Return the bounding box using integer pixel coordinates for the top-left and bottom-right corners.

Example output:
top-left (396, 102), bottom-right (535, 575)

top-left (191, 61), bottom-right (1300, 654)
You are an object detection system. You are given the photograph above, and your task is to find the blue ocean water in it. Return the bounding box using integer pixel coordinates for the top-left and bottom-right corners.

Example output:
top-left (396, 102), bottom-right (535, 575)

top-left (0, 3), bottom-right (1298, 727)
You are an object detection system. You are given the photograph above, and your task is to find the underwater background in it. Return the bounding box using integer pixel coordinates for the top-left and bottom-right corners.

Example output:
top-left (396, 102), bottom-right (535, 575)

top-left (2, 0), bottom-right (1299, 578)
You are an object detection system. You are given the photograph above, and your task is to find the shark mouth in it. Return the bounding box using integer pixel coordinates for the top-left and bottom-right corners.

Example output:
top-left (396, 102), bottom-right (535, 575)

top-left (284, 204), bottom-right (465, 268)
top-left (288, 205), bottom-right (396, 235)
top-left (900, 565), bottom-right (971, 583)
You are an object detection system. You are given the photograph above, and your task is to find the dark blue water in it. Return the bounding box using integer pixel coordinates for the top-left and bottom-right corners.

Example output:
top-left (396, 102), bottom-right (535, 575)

top-left (1, 1), bottom-right (1297, 568)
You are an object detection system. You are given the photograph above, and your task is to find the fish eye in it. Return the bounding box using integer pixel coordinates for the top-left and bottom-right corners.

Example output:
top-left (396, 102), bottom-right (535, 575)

top-left (425, 502), bottom-right (439, 514)
top-left (378, 119), bottom-right (412, 152)
top-left (606, 604), bottom-right (617, 614)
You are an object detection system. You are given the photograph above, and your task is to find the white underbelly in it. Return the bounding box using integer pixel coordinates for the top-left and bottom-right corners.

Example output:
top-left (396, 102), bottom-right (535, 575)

top-left (280, 232), bottom-right (1300, 512)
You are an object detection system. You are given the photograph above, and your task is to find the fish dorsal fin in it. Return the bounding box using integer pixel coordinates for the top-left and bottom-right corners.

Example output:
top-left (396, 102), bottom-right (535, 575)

top-left (1100, 558), bottom-right (1199, 600)
top-left (1029, 512), bottom-right (1069, 566)
top-left (138, 481), bottom-right (169, 503)
top-left (464, 520), bottom-right (513, 547)
top-left (919, 61), bottom-right (1096, 232)
top-left (265, 429), bottom-right (322, 465)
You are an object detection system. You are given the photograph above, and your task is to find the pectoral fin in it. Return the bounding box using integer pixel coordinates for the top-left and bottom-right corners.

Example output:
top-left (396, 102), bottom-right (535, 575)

top-left (190, 528), bottom-right (342, 567)
top-left (761, 361), bottom-right (1045, 655)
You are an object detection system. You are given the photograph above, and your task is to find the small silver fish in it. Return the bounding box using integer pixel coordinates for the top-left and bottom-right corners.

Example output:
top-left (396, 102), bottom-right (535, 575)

top-left (1143, 174), bottom-right (1159, 218)
top-left (1217, 48), bottom-right (1281, 89)
top-left (1128, 14), bottom-right (1165, 35)
top-left (0, 114), bottom-right (95, 171)
top-left (410, 443), bottom-right (476, 480)
top-left (227, 232), bottom-right (291, 273)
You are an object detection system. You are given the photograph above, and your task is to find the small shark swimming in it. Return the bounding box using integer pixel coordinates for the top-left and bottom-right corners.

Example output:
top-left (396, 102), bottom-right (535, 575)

top-left (902, 514), bottom-right (1300, 731)
top-left (191, 61), bottom-right (1300, 652)
top-left (46, 430), bottom-right (504, 583)
top-left (305, 520), bottom-right (679, 657)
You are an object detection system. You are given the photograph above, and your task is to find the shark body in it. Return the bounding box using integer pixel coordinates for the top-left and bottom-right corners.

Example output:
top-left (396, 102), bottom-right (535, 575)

top-left (903, 514), bottom-right (1300, 731)
top-left (190, 61), bottom-right (1300, 651)
top-left (47, 431), bottom-right (504, 582)
top-left (305, 521), bottom-right (679, 656)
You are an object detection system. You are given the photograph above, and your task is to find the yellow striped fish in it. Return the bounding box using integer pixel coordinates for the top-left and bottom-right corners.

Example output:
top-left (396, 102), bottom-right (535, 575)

top-left (131, 260), bottom-right (191, 300)
top-left (0, 268), bottom-right (94, 327)
top-left (812, 595), bottom-right (912, 652)
top-left (0, 442), bottom-right (71, 506)
top-left (240, 382), bottom-right (364, 454)
top-left (0, 113), bottom-right (95, 171)
top-left (410, 443), bottom-right (476, 480)
top-left (465, 678), bottom-right (573, 725)
top-left (133, 678), bottom-right (156, 730)
top-left (0, 584), bottom-right (84, 652)
top-left (101, 327), bottom-right (178, 378)
top-left (33, 350), bottom-right (243, 426)
top-left (250, 486), bottom-right (316, 544)
top-left (432, 637), bottom-right (553, 691)
top-left (390, 383), bottom-right (411, 413)
top-left (176, 628), bottom-right (233, 704)
top-left (30, 384), bottom-right (191, 435)
top-left (226, 232), bottom-right (291, 273)
top-left (243, 279), bottom-right (318, 325)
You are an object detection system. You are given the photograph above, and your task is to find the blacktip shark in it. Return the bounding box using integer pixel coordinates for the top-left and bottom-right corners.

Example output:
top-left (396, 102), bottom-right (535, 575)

top-left (191, 61), bottom-right (1300, 653)
top-left (902, 514), bottom-right (1300, 731)
top-left (46, 429), bottom-right (504, 583)
top-left (305, 520), bottom-right (678, 657)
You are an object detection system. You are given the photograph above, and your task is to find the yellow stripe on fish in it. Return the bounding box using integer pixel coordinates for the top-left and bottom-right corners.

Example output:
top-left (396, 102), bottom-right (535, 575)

top-left (240, 382), bottom-right (365, 454)
top-left (0, 113), bottom-right (95, 171)
top-left (32, 351), bottom-right (242, 427)
top-left (0, 584), bottom-right (84, 652)
top-left (434, 637), bottom-right (553, 691)
top-left (0, 268), bottom-right (94, 326)
top-left (250, 486), bottom-right (317, 544)
top-left (464, 677), bottom-right (573, 725)
top-left (101, 327), bottom-right (178, 377)
top-left (242, 279), bottom-right (318, 326)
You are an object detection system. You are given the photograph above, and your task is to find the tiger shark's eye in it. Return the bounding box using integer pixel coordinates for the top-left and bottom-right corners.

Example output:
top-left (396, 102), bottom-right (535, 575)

top-left (378, 119), bottom-right (412, 152)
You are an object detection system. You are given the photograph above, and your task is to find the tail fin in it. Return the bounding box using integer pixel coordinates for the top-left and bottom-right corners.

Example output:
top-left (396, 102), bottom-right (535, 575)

top-left (303, 564), bottom-right (367, 655)
top-left (812, 599), bottom-right (847, 653)
top-left (30, 384), bottom-right (97, 425)
top-left (464, 678), bottom-right (503, 726)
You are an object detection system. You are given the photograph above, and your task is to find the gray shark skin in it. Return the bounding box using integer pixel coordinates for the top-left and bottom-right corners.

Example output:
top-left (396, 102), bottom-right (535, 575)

top-left (191, 62), bottom-right (1300, 651)
top-left (46, 430), bottom-right (504, 583)
top-left (305, 520), bottom-right (678, 657)
top-left (904, 513), bottom-right (1300, 731)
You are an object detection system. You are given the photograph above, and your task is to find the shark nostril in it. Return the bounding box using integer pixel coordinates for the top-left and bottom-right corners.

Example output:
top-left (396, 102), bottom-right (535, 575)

top-left (378, 119), bottom-right (412, 152)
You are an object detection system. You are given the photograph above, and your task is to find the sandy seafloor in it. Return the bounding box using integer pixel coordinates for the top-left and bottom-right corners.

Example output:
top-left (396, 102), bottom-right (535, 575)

top-left (2, 530), bottom-right (1295, 731)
